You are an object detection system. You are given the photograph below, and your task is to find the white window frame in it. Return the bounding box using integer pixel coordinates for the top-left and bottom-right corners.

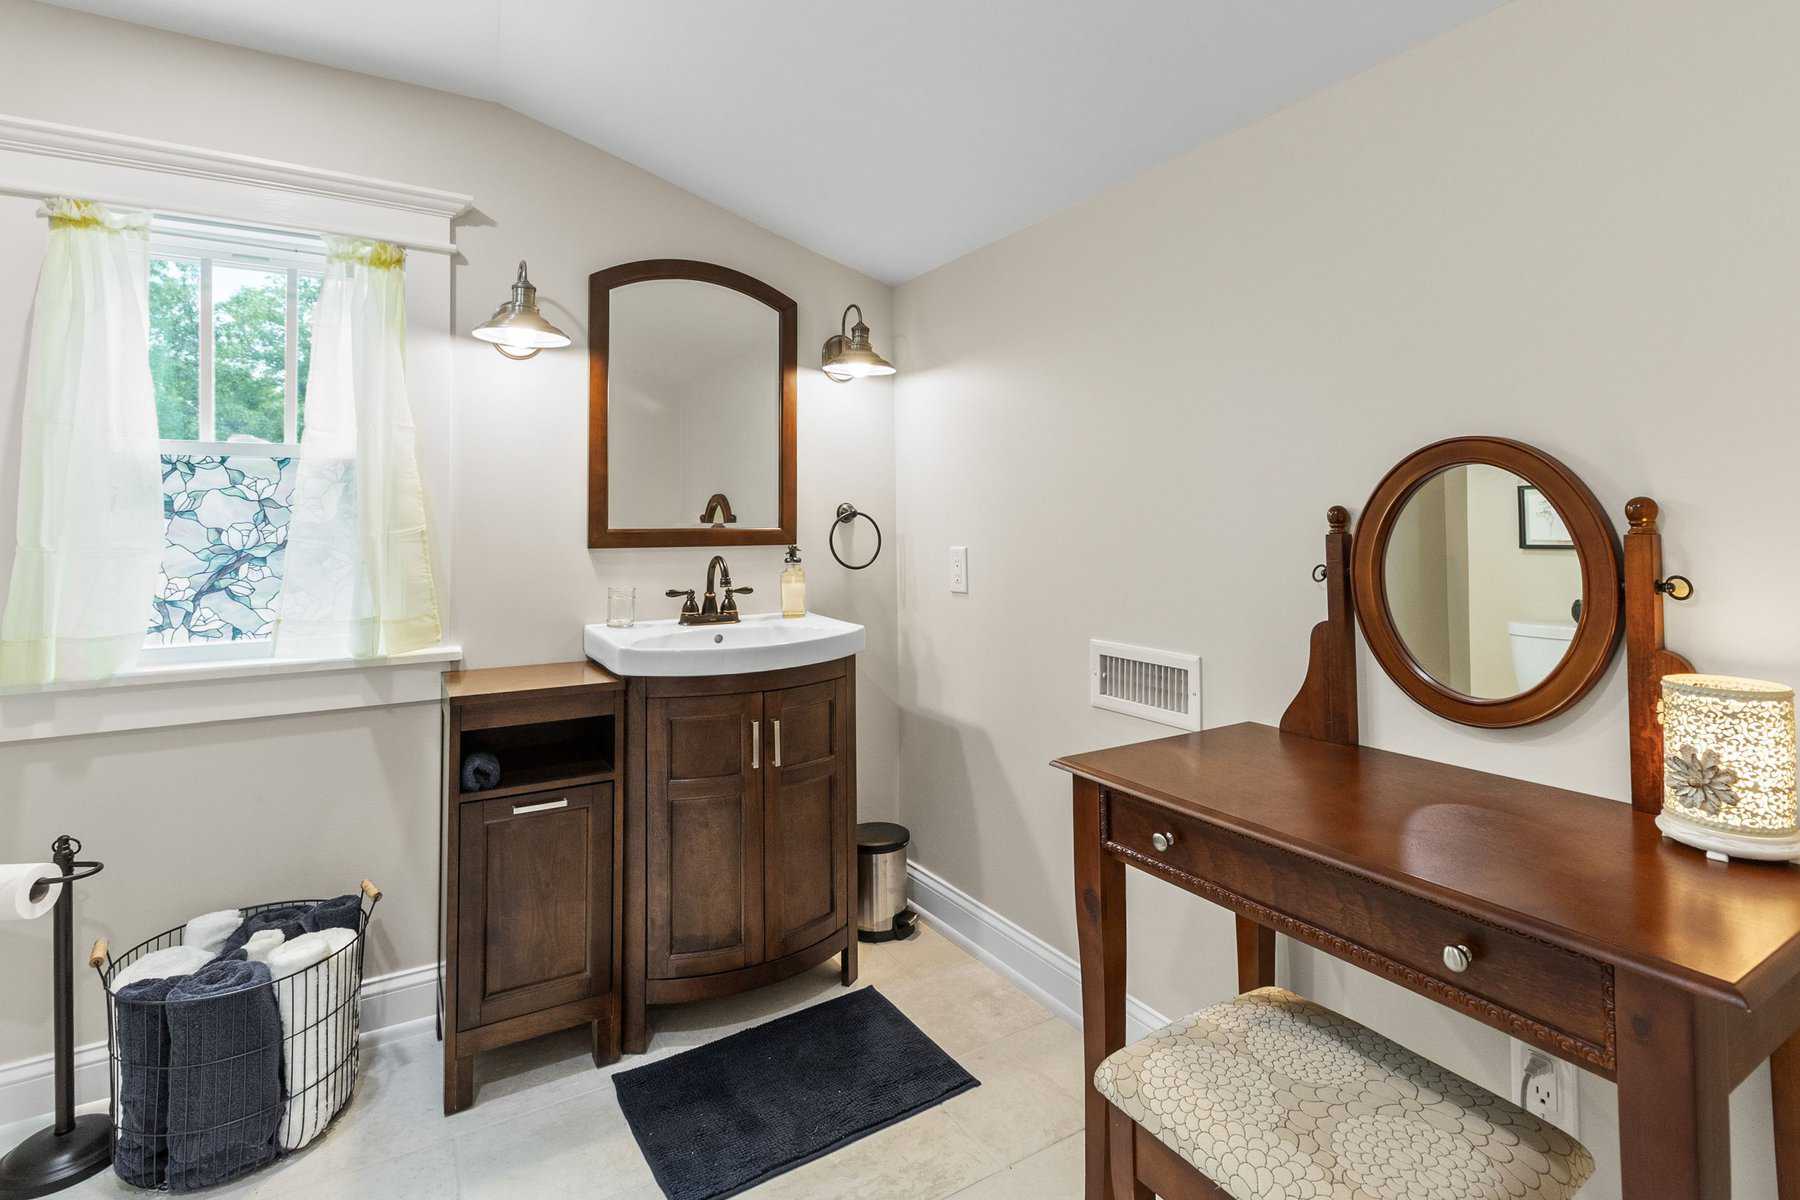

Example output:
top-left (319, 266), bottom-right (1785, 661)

top-left (0, 114), bottom-right (468, 736)
top-left (145, 222), bottom-right (324, 664)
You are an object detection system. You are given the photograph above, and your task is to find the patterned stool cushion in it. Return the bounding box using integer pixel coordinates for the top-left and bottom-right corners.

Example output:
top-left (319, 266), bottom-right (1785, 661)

top-left (1094, 987), bottom-right (1593, 1200)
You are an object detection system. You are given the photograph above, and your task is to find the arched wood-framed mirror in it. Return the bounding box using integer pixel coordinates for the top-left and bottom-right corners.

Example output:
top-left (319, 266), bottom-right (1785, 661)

top-left (1351, 436), bottom-right (1622, 728)
top-left (588, 259), bottom-right (797, 549)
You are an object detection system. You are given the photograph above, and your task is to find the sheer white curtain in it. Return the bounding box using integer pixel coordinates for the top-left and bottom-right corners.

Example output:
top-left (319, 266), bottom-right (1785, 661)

top-left (0, 199), bottom-right (161, 686)
top-left (277, 237), bottom-right (440, 659)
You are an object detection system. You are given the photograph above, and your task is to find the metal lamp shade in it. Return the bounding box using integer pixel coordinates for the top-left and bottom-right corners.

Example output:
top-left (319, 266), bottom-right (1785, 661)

top-left (821, 305), bottom-right (895, 382)
top-left (473, 261), bottom-right (571, 360)
top-left (1657, 673), bottom-right (1800, 861)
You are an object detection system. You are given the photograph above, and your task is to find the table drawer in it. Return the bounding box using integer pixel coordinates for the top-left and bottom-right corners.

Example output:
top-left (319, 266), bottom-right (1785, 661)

top-left (1103, 788), bottom-right (1615, 1067)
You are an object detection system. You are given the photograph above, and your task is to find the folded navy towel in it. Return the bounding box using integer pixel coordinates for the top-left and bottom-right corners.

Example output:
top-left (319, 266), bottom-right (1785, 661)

top-left (461, 750), bottom-right (501, 792)
top-left (165, 959), bottom-right (283, 1192)
top-left (114, 977), bottom-right (177, 1188)
top-left (302, 893), bottom-right (362, 936)
top-left (219, 905), bottom-right (311, 956)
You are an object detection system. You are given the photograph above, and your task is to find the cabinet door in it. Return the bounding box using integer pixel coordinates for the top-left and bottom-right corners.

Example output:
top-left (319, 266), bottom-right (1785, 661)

top-left (763, 677), bottom-right (851, 959)
top-left (457, 784), bottom-right (611, 1030)
top-left (646, 692), bottom-right (765, 978)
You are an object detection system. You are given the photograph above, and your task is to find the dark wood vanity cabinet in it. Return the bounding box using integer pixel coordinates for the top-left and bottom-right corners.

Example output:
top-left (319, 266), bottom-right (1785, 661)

top-left (442, 663), bottom-right (625, 1114)
top-left (646, 690), bottom-right (765, 978)
top-left (626, 658), bottom-right (857, 1052)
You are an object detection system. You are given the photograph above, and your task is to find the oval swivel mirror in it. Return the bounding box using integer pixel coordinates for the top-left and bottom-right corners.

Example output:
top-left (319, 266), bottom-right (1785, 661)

top-left (1352, 437), bottom-right (1622, 728)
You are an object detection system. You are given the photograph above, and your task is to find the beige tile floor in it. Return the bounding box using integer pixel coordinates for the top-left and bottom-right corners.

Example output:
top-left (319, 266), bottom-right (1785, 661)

top-left (2, 921), bottom-right (1093, 1199)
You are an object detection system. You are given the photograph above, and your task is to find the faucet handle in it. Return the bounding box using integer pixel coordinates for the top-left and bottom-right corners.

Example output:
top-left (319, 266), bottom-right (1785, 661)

top-left (664, 588), bottom-right (699, 615)
top-left (721, 585), bottom-right (753, 614)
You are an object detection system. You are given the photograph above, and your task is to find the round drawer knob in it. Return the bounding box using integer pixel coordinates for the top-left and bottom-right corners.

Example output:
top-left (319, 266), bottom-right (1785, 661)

top-left (1442, 944), bottom-right (1473, 973)
top-left (1151, 831), bottom-right (1175, 853)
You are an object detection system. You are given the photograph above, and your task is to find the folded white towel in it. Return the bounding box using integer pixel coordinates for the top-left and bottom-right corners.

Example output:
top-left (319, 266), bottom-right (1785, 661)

top-left (243, 929), bottom-right (285, 965)
top-left (264, 927), bottom-right (351, 981)
top-left (269, 928), bottom-right (358, 1150)
top-left (182, 909), bottom-right (242, 956)
top-left (110, 945), bottom-right (215, 993)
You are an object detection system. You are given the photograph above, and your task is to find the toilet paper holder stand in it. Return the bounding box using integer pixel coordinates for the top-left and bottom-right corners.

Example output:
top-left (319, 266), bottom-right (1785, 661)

top-left (0, 834), bottom-right (109, 1197)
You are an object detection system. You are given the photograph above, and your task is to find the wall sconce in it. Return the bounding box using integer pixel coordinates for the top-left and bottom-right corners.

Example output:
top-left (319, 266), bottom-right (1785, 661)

top-left (820, 304), bottom-right (895, 382)
top-left (1658, 673), bottom-right (1800, 861)
top-left (472, 260), bottom-right (571, 360)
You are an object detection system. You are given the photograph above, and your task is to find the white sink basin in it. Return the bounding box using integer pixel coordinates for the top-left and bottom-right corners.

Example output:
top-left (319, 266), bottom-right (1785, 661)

top-left (584, 612), bottom-right (865, 677)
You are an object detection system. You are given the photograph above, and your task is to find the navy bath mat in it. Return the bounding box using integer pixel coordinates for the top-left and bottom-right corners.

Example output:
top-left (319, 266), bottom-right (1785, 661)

top-left (613, 987), bottom-right (977, 1200)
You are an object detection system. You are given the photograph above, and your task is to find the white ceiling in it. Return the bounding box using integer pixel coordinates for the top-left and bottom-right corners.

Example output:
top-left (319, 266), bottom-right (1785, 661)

top-left (41, 0), bottom-right (1509, 283)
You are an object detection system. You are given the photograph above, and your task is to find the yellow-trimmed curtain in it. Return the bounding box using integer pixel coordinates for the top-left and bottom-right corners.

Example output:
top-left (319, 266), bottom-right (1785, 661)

top-left (276, 236), bottom-right (441, 658)
top-left (0, 198), bottom-right (162, 684)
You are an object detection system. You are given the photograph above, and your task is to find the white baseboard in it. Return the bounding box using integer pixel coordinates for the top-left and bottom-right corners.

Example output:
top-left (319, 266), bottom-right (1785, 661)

top-left (906, 862), bottom-right (1167, 1043)
top-left (0, 962), bottom-right (439, 1129)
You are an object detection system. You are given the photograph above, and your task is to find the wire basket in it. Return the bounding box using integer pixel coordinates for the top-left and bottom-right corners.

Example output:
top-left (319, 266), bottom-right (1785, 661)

top-left (89, 883), bottom-right (381, 1192)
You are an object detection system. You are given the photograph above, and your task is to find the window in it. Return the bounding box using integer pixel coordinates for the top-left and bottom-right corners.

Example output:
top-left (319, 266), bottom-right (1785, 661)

top-left (145, 220), bottom-right (322, 654)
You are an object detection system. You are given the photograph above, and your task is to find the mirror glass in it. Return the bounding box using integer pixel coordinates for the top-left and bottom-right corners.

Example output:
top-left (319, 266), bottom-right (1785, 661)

top-left (606, 279), bottom-right (780, 529)
top-left (1382, 464), bottom-right (1584, 699)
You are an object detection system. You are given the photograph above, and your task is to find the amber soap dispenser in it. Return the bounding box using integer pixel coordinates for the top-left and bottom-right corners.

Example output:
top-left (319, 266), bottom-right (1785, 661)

top-left (780, 545), bottom-right (807, 618)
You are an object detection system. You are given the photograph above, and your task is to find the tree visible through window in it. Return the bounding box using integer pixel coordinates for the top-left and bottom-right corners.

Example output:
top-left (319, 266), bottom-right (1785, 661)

top-left (149, 258), bottom-right (200, 440)
top-left (146, 244), bottom-right (321, 648)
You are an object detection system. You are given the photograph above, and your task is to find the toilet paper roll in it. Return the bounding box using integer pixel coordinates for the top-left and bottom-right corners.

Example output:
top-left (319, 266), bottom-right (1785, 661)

top-left (0, 862), bottom-right (61, 921)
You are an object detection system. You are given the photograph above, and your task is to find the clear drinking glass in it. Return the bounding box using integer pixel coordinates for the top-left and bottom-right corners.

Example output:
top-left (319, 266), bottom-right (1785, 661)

top-left (606, 586), bottom-right (636, 628)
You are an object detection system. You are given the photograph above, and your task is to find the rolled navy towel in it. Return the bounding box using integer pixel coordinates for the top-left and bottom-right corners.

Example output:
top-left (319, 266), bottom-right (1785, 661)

top-left (165, 959), bottom-right (283, 1191)
top-left (302, 893), bottom-right (362, 936)
top-left (218, 905), bottom-right (311, 956)
top-left (114, 977), bottom-right (177, 1188)
top-left (461, 750), bottom-right (501, 792)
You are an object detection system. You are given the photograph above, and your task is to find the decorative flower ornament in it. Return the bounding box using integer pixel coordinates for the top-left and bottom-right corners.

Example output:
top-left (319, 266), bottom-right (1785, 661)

top-left (1665, 744), bottom-right (1741, 816)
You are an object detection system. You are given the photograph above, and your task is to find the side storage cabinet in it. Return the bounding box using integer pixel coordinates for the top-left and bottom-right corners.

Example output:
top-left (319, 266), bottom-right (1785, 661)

top-left (442, 663), bottom-right (625, 1113)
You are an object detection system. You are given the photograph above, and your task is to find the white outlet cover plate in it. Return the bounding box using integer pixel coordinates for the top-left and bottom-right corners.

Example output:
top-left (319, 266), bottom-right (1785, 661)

top-left (949, 546), bottom-right (968, 594)
top-left (1508, 1039), bottom-right (1579, 1138)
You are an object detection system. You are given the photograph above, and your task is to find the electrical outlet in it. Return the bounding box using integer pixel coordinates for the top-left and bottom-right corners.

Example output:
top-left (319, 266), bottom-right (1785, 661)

top-left (1509, 1039), bottom-right (1579, 1137)
top-left (949, 546), bottom-right (968, 594)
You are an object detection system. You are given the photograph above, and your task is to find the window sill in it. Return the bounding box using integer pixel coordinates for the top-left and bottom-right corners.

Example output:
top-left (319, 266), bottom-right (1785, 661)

top-left (0, 644), bottom-right (463, 743)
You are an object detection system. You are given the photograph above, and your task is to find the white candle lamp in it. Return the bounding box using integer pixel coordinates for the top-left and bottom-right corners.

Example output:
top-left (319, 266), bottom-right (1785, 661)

top-left (1657, 674), bottom-right (1800, 863)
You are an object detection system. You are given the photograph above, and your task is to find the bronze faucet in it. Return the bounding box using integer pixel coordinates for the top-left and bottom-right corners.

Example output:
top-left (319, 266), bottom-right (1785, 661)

top-left (666, 555), bottom-right (753, 625)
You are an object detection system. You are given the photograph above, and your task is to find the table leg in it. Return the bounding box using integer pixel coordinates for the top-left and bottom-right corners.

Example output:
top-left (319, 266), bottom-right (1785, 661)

top-left (1235, 916), bottom-right (1275, 992)
top-left (1773, 1030), bottom-right (1800, 1199)
top-left (1615, 970), bottom-right (1730, 1198)
top-left (1075, 778), bottom-right (1128, 1200)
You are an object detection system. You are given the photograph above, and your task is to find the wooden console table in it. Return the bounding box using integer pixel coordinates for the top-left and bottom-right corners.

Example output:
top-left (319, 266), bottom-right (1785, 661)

top-left (1058, 722), bottom-right (1800, 1199)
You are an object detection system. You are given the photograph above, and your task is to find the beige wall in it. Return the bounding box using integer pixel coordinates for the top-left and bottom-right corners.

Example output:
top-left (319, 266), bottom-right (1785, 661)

top-left (892, 1), bottom-right (1800, 1196)
top-left (0, 707), bottom-right (439, 1059)
top-left (0, 0), bottom-right (897, 1063)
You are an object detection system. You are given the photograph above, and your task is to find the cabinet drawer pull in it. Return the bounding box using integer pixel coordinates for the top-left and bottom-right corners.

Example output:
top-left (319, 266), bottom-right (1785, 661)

top-left (1151, 831), bottom-right (1176, 853)
top-left (513, 798), bottom-right (568, 815)
top-left (751, 720), bottom-right (760, 770)
top-left (773, 719), bottom-right (783, 767)
top-left (1442, 943), bottom-right (1473, 973)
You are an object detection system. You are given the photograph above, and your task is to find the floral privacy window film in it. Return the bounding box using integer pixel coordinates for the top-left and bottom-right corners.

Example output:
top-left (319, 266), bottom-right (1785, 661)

top-left (148, 455), bottom-right (295, 645)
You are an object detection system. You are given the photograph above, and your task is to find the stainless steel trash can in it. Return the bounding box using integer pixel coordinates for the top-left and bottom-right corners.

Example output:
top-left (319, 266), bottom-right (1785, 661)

top-left (856, 822), bottom-right (915, 942)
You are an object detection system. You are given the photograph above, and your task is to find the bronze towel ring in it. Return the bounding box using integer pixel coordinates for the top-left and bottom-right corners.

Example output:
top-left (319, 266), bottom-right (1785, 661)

top-left (830, 503), bottom-right (882, 571)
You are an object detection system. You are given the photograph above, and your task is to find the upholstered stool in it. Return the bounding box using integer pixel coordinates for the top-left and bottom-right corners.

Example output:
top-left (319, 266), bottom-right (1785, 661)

top-left (1094, 987), bottom-right (1594, 1200)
